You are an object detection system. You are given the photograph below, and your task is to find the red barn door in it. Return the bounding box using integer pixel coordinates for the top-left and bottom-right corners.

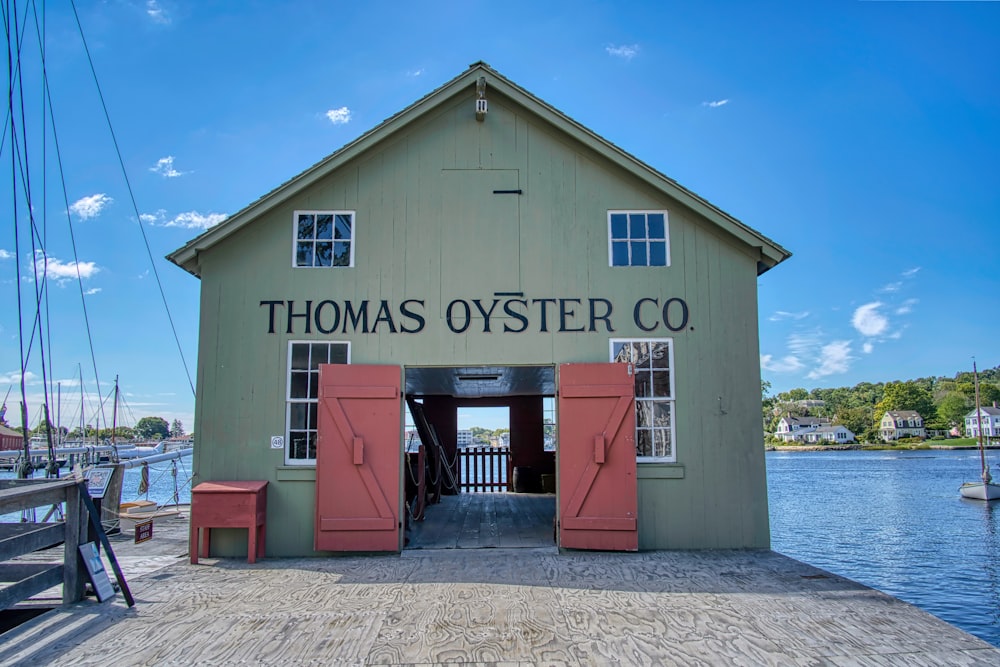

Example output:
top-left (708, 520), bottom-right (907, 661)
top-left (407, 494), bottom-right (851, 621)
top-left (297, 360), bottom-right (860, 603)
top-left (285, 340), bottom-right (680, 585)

top-left (315, 365), bottom-right (401, 552)
top-left (558, 363), bottom-right (638, 551)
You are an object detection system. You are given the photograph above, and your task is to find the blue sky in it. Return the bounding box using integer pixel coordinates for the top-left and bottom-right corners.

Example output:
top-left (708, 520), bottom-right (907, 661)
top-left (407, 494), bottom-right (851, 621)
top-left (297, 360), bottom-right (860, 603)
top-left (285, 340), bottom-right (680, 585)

top-left (2, 1), bottom-right (998, 433)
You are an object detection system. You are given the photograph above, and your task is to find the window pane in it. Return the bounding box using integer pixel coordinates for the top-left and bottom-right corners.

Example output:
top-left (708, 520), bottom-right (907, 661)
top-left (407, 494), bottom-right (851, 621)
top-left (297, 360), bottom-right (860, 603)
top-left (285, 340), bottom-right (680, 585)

top-left (612, 241), bottom-right (629, 266)
top-left (629, 214), bottom-right (647, 239)
top-left (291, 344), bottom-right (309, 370)
top-left (632, 342), bottom-right (652, 368)
top-left (297, 214), bottom-right (315, 240)
top-left (310, 343), bottom-right (330, 369)
top-left (308, 403), bottom-right (318, 430)
top-left (650, 343), bottom-right (670, 369)
top-left (290, 432), bottom-right (309, 459)
top-left (630, 241), bottom-right (647, 266)
top-left (649, 242), bottom-right (667, 266)
top-left (290, 371), bottom-right (309, 398)
top-left (329, 343), bottom-right (348, 364)
top-left (634, 370), bottom-right (653, 398)
top-left (655, 428), bottom-right (672, 458)
top-left (315, 214), bottom-right (333, 239)
top-left (334, 242), bottom-right (351, 267)
top-left (290, 403), bottom-right (308, 429)
top-left (636, 400), bottom-right (653, 428)
top-left (612, 341), bottom-right (631, 363)
top-left (306, 432), bottom-right (318, 460)
top-left (315, 242), bottom-right (333, 267)
top-left (309, 371), bottom-right (319, 399)
top-left (610, 213), bottom-right (628, 238)
top-left (296, 242), bottom-right (313, 267)
top-left (335, 214), bottom-right (352, 240)
top-left (636, 430), bottom-right (653, 457)
top-left (647, 213), bottom-right (665, 239)
top-left (652, 401), bottom-right (672, 428)
top-left (652, 371), bottom-right (671, 397)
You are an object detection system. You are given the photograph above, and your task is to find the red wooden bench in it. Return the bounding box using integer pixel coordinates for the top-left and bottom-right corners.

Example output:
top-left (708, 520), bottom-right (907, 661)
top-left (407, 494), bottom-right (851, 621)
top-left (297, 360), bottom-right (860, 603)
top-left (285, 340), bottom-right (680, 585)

top-left (190, 480), bottom-right (267, 564)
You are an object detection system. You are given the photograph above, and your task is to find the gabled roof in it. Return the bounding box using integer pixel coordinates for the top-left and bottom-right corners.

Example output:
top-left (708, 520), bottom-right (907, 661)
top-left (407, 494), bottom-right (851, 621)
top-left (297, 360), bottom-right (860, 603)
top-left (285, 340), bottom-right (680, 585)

top-left (884, 410), bottom-right (923, 420)
top-left (168, 61), bottom-right (791, 278)
top-left (966, 406), bottom-right (1000, 418)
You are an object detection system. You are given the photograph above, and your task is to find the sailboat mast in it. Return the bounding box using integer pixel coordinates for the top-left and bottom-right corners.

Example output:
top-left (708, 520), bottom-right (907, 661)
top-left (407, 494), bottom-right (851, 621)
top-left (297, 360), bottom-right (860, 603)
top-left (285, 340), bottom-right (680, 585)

top-left (973, 361), bottom-right (989, 482)
top-left (111, 375), bottom-right (119, 446)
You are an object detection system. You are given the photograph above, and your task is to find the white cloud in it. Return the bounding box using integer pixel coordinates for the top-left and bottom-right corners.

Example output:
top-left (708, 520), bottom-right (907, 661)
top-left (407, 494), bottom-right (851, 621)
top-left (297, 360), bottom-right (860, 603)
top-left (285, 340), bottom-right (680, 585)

top-left (852, 302), bottom-right (889, 337)
top-left (787, 330), bottom-right (823, 357)
top-left (863, 342), bottom-right (874, 354)
top-left (879, 281), bottom-right (902, 293)
top-left (702, 99), bottom-right (730, 108)
top-left (84, 287), bottom-right (102, 296)
top-left (146, 0), bottom-right (170, 24)
top-left (69, 193), bottom-right (112, 220)
top-left (34, 252), bottom-right (100, 283)
top-left (139, 211), bottom-right (162, 224)
top-left (902, 267), bottom-right (921, 278)
top-left (150, 156), bottom-right (185, 178)
top-left (0, 249), bottom-right (12, 259)
top-left (606, 44), bottom-right (639, 60)
top-left (895, 298), bottom-right (918, 315)
top-left (164, 211), bottom-right (227, 229)
top-left (406, 68), bottom-right (424, 77)
top-left (325, 107), bottom-right (352, 125)
top-left (760, 354), bottom-right (804, 373)
top-left (769, 310), bottom-right (809, 322)
top-left (0, 370), bottom-right (38, 384)
top-left (806, 341), bottom-right (852, 379)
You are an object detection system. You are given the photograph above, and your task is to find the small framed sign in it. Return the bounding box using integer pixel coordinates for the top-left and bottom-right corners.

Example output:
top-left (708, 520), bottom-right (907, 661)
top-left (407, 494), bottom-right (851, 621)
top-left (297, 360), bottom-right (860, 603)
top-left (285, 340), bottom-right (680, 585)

top-left (84, 467), bottom-right (114, 499)
top-left (270, 435), bottom-right (284, 449)
top-left (79, 542), bottom-right (115, 602)
top-left (135, 519), bottom-right (154, 544)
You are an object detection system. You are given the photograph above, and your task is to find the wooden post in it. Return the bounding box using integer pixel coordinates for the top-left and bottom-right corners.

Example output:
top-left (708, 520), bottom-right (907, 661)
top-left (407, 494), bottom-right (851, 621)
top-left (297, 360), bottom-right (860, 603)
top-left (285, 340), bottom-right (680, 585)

top-left (62, 482), bottom-right (87, 603)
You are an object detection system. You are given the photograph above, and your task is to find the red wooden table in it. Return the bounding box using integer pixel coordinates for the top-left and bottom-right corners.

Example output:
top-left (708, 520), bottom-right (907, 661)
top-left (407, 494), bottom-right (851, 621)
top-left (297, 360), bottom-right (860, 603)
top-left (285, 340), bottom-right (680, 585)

top-left (190, 481), bottom-right (267, 564)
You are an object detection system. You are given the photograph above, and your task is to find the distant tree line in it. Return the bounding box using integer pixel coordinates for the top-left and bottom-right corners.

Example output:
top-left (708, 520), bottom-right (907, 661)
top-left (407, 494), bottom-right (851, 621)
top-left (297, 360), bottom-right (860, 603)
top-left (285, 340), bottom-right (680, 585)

top-left (763, 365), bottom-right (1000, 443)
top-left (23, 416), bottom-right (186, 442)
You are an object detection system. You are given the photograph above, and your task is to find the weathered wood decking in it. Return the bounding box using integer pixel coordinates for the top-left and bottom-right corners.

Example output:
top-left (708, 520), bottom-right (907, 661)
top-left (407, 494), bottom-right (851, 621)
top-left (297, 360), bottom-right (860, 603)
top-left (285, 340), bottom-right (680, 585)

top-left (406, 492), bottom-right (554, 550)
top-left (1, 511), bottom-right (999, 665)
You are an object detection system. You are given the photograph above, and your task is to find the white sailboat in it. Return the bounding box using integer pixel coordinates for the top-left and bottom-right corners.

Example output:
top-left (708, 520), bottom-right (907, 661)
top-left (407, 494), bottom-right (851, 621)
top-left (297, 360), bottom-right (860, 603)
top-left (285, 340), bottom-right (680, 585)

top-left (959, 361), bottom-right (1000, 501)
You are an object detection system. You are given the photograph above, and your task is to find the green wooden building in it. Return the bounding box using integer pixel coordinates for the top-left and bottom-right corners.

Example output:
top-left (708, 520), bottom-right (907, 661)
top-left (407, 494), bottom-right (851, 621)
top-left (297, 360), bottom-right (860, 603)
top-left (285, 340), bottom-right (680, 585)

top-left (168, 62), bottom-right (789, 557)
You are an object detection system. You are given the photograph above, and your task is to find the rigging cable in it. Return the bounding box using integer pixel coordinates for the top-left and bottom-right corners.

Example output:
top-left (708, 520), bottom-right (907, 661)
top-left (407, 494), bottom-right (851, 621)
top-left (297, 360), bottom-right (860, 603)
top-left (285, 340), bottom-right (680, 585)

top-left (69, 0), bottom-right (196, 397)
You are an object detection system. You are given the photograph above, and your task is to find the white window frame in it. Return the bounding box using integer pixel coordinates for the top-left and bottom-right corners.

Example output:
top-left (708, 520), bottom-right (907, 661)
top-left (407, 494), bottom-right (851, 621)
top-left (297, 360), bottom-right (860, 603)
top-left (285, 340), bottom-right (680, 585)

top-left (610, 338), bottom-right (677, 463)
top-left (607, 210), bottom-right (670, 268)
top-left (284, 340), bottom-right (351, 465)
top-left (292, 210), bottom-right (356, 268)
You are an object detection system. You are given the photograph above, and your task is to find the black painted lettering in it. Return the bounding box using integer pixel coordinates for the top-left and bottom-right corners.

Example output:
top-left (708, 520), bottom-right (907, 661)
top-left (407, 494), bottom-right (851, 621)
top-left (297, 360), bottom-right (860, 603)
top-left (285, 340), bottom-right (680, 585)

top-left (342, 300), bottom-right (370, 333)
top-left (399, 299), bottom-right (426, 333)
top-left (662, 297), bottom-right (690, 332)
top-left (472, 299), bottom-right (501, 333)
top-left (587, 298), bottom-right (614, 333)
top-left (287, 300), bottom-right (313, 334)
top-left (633, 297), bottom-right (659, 332)
top-left (372, 300), bottom-right (398, 333)
top-left (446, 299), bottom-right (471, 333)
top-left (559, 299), bottom-right (585, 333)
top-left (260, 300), bottom-right (284, 334)
top-left (314, 300), bottom-right (341, 335)
top-left (502, 298), bottom-right (529, 333)
top-left (533, 298), bottom-right (557, 333)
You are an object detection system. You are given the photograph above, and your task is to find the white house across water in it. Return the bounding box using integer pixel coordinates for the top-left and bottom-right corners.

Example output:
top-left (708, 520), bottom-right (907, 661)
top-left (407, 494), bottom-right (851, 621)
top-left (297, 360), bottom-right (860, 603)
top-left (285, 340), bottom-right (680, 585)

top-left (168, 62), bottom-right (790, 557)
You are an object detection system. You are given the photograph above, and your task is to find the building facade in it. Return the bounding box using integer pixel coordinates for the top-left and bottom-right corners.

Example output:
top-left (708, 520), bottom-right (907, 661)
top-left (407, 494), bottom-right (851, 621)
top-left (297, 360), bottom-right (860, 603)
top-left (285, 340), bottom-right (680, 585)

top-left (965, 405), bottom-right (1000, 440)
top-left (169, 63), bottom-right (789, 556)
top-left (880, 410), bottom-right (926, 441)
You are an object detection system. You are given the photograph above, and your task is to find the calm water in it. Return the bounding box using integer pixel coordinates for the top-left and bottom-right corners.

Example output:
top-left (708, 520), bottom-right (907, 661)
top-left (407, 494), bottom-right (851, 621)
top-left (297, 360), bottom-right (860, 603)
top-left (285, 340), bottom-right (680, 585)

top-left (767, 449), bottom-right (1000, 648)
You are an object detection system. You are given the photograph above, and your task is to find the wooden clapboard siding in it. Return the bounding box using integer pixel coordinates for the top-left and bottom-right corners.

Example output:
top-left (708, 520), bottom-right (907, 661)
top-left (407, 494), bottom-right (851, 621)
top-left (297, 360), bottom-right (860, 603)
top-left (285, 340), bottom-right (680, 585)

top-left (189, 71), bottom-right (773, 556)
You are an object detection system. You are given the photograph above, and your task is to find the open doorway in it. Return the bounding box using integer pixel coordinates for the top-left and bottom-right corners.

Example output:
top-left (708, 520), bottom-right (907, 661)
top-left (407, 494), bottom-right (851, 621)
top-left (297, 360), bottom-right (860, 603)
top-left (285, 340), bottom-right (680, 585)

top-left (403, 366), bottom-right (556, 550)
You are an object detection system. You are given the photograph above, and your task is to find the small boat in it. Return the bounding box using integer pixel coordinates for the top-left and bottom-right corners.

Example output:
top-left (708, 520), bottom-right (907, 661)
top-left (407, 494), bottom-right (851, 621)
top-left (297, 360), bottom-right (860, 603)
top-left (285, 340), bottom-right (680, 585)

top-left (959, 360), bottom-right (1000, 501)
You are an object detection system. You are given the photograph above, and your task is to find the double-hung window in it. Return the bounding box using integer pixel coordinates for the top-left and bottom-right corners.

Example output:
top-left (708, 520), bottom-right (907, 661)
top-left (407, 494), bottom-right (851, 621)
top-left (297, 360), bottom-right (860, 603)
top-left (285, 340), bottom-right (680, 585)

top-left (608, 211), bottom-right (669, 267)
top-left (285, 341), bottom-right (349, 465)
top-left (611, 338), bottom-right (676, 462)
top-left (294, 211), bottom-right (355, 267)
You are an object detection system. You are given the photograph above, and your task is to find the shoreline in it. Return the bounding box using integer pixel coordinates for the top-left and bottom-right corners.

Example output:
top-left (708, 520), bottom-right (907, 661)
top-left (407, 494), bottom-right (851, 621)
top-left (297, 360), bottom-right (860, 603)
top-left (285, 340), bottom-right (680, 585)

top-left (767, 444), bottom-right (1000, 452)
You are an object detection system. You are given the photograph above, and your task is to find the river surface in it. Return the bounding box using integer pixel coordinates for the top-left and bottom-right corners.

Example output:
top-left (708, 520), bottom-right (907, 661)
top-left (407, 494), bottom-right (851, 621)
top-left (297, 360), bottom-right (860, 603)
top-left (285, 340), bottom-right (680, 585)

top-left (767, 449), bottom-right (1000, 648)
